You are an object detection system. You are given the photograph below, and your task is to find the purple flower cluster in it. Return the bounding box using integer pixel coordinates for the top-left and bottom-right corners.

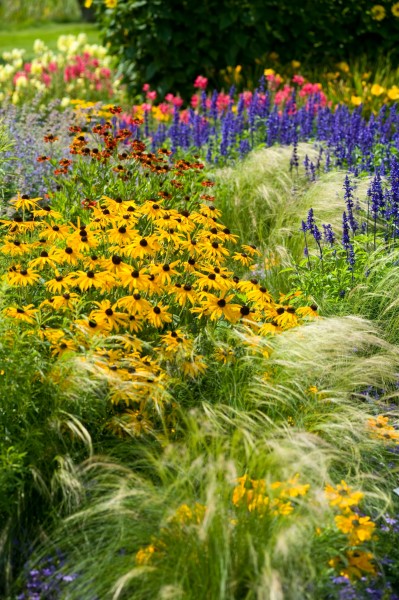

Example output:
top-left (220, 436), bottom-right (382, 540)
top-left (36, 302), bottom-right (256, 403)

top-left (0, 99), bottom-right (72, 200)
top-left (17, 555), bottom-right (77, 600)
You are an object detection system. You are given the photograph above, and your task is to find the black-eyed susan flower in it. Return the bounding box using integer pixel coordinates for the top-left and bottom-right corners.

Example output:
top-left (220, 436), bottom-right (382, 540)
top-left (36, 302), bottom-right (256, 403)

top-left (4, 304), bottom-right (38, 323)
top-left (1, 239), bottom-right (31, 257)
top-left (29, 250), bottom-right (59, 270)
top-left (193, 292), bottom-right (241, 322)
top-left (45, 273), bottom-right (70, 294)
top-left (145, 303), bottom-right (173, 328)
top-left (74, 317), bottom-right (111, 336)
top-left (11, 192), bottom-right (42, 211)
top-left (123, 235), bottom-right (161, 260)
top-left (149, 260), bottom-right (180, 286)
top-left (371, 4), bottom-right (386, 20)
top-left (116, 293), bottom-right (151, 315)
top-left (232, 251), bottom-right (255, 267)
top-left (7, 268), bottom-right (41, 286)
top-left (90, 300), bottom-right (129, 332)
top-left (181, 355), bottom-right (207, 378)
top-left (72, 270), bottom-right (115, 292)
top-left (53, 246), bottom-right (82, 266)
top-left (334, 511), bottom-right (375, 544)
top-left (325, 480), bottom-right (364, 509)
top-left (171, 283), bottom-right (198, 306)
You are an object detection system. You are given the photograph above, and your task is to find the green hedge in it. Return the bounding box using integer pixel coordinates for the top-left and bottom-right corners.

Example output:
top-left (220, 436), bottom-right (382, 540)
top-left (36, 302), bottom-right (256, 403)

top-left (94, 0), bottom-right (399, 96)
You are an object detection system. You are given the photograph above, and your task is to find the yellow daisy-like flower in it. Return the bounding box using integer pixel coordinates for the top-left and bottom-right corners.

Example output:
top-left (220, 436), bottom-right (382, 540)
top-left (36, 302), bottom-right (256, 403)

top-left (4, 304), bottom-right (37, 324)
top-left (192, 292), bottom-right (241, 322)
top-left (145, 303), bottom-right (173, 328)
top-left (181, 355), bottom-right (207, 378)
top-left (11, 192), bottom-right (42, 211)
top-left (325, 480), bottom-right (364, 509)
top-left (7, 268), bottom-right (41, 287)
top-left (392, 2), bottom-right (399, 16)
top-left (334, 511), bottom-right (376, 544)
top-left (105, 0), bottom-right (117, 8)
top-left (370, 4), bottom-right (386, 20)
top-left (90, 300), bottom-right (129, 332)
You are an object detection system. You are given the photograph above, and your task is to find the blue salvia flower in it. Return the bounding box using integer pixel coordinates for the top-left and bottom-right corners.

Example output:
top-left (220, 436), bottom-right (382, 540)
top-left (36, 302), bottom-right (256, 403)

top-left (343, 175), bottom-right (358, 232)
top-left (322, 223), bottom-right (335, 245)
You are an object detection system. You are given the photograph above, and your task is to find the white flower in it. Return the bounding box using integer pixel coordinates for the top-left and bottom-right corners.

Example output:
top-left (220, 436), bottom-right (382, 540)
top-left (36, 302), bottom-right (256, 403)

top-left (60, 96), bottom-right (71, 107)
top-left (33, 39), bottom-right (47, 55)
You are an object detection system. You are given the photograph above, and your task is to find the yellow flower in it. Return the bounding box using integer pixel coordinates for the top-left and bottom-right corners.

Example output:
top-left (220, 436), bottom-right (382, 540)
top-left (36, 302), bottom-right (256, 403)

top-left (84, 0), bottom-right (93, 6)
top-left (371, 4), bottom-right (386, 20)
top-left (264, 68), bottom-right (275, 76)
top-left (392, 2), bottom-right (399, 16)
top-left (105, 0), bottom-right (117, 7)
top-left (325, 480), bottom-right (364, 509)
top-left (337, 61), bottom-right (350, 73)
top-left (371, 83), bottom-right (385, 96)
top-left (334, 511), bottom-right (376, 544)
top-left (388, 85), bottom-right (399, 100)
top-left (136, 544), bottom-right (156, 565)
top-left (291, 60), bottom-right (301, 69)
top-left (4, 304), bottom-right (38, 324)
top-left (351, 95), bottom-right (362, 106)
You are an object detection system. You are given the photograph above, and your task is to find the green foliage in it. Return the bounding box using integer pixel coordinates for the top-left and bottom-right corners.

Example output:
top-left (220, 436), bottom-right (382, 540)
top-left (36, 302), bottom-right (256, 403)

top-left (94, 0), bottom-right (399, 97)
top-left (0, 0), bottom-right (82, 25)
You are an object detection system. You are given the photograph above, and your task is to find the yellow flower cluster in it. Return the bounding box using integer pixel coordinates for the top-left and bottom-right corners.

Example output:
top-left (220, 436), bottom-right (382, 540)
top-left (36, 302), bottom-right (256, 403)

top-left (232, 473), bottom-right (310, 516)
top-left (368, 414), bottom-right (399, 443)
top-left (135, 501), bottom-right (206, 565)
top-left (0, 131), bottom-right (318, 434)
top-left (325, 480), bottom-right (376, 579)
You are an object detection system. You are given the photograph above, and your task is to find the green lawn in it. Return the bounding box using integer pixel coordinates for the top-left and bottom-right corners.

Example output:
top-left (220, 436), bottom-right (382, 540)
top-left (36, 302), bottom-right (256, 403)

top-left (0, 22), bottom-right (100, 56)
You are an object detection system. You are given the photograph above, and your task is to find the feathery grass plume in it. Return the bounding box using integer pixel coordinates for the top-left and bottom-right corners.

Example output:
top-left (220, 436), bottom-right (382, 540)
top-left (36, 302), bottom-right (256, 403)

top-left (33, 407), bottom-right (338, 600)
top-left (215, 143), bottom-right (318, 247)
top-left (27, 316), bottom-right (399, 599)
top-left (348, 252), bottom-right (399, 346)
top-left (0, 319), bottom-right (111, 595)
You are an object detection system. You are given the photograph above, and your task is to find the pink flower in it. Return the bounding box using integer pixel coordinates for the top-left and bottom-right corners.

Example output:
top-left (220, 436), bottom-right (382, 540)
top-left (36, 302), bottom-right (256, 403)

top-left (158, 102), bottom-right (171, 115)
top-left (241, 91), bottom-right (253, 107)
top-left (48, 61), bottom-right (58, 73)
top-left (165, 93), bottom-right (175, 103)
top-left (24, 63), bottom-right (32, 74)
top-left (292, 74), bottom-right (304, 86)
top-left (194, 75), bottom-right (208, 89)
top-left (42, 73), bottom-right (51, 87)
top-left (191, 94), bottom-right (199, 108)
top-left (141, 103), bottom-right (152, 112)
top-left (100, 67), bottom-right (111, 78)
top-left (142, 83), bottom-right (150, 92)
top-left (216, 92), bottom-right (230, 112)
top-left (146, 90), bottom-right (157, 101)
top-left (172, 96), bottom-right (183, 107)
top-left (180, 109), bottom-right (189, 123)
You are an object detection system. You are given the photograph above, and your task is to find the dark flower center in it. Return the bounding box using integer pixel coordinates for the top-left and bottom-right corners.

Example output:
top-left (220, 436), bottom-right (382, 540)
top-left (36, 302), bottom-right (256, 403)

top-left (55, 276), bottom-right (63, 282)
top-left (88, 320), bottom-right (97, 328)
top-left (217, 299), bottom-right (226, 307)
top-left (20, 269), bottom-right (28, 276)
top-left (112, 255), bottom-right (122, 265)
top-left (276, 307), bottom-right (285, 315)
top-left (87, 271), bottom-right (95, 278)
top-left (118, 226), bottom-right (126, 234)
top-left (40, 251), bottom-right (49, 258)
top-left (133, 293), bottom-right (141, 300)
top-left (183, 284), bottom-right (192, 291)
top-left (240, 306), bottom-right (250, 316)
top-left (153, 306), bottom-right (161, 314)
top-left (139, 239), bottom-right (148, 247)
top-left (162, 264), bottom-right (170, 272)
top-left (105, 308), bottom-right (114, 316)
top-left (65, 247), bottom-right (73, 254)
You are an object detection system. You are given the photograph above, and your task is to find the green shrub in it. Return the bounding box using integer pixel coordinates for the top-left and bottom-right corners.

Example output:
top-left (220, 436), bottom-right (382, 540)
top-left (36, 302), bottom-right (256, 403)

top-left (93, 0), bottom-right (399, 97)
